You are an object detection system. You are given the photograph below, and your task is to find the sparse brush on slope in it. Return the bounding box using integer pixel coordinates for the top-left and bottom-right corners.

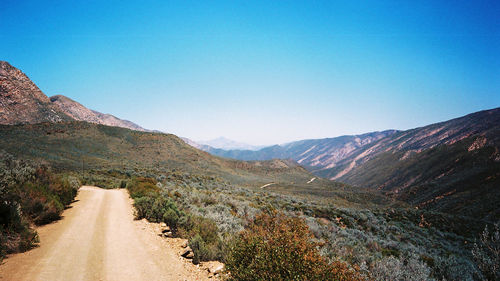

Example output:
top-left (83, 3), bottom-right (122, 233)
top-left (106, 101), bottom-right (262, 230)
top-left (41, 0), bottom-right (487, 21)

top-left (127, 177), bottom-right (224, 264)
top-left (472, 223), bottom-right (500, 281)
top-left (0, 151), bottom-right (80, 258)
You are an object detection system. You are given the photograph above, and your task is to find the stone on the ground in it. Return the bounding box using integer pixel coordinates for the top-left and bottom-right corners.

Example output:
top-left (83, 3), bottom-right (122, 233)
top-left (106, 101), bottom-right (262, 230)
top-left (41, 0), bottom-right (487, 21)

top-left (181, 247), bottom-right (194, 259)
top-left (207, 264), bottom-right (224, 274)
top-left (180, 240), bottom-right (188, 248)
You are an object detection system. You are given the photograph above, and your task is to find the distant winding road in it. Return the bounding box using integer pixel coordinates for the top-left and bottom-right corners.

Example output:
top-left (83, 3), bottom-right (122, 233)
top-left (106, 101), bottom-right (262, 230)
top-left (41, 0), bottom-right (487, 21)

top-left (0, 186), bottom-right (210, 281)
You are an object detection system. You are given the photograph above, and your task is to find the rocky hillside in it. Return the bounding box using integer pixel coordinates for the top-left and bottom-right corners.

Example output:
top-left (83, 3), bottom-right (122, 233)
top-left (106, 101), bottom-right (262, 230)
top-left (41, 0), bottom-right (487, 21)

top-left (200, 108), bottom-right (500, 220)
top-left (0, 61), bottom-right (72, 124)
top-left (324, 108), bottom-right (500, 181)
top-left (0, 61), bottom-right (148, 131)
top-left (50, 95), bottom-right (148, 131)
top-left (196, 130), bottom-right (398, 174)
top-left (332, 108), bottom-right (500, 220)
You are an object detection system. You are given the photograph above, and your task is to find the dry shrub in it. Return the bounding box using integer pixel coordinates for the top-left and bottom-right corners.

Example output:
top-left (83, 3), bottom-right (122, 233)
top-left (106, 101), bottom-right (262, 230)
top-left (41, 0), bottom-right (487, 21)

top-left (226, 210), bottom-right (365, 281)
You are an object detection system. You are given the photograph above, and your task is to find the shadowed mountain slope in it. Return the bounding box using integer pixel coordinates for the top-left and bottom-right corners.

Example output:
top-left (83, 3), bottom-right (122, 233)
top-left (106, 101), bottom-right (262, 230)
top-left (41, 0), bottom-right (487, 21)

top-left (198, 108), bottom-right (500, 220)
top-left (333, 108), bottom-right (500, 220)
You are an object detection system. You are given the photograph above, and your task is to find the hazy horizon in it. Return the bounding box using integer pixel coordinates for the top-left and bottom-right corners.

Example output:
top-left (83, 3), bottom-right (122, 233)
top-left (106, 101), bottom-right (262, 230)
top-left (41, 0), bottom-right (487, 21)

top-left (1, 1), bottom-right (499, 145)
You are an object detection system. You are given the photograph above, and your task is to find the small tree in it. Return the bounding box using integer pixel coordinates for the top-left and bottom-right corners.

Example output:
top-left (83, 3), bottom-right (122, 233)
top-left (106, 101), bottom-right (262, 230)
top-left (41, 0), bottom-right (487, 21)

top-left (226, 210), bottom-right (365, 281)
top-left (472, 223), bottom-right (500, 281)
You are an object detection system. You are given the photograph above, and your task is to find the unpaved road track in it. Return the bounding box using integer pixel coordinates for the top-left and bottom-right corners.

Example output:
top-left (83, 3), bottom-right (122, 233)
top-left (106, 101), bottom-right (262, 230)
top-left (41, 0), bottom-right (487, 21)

top-left (0, 186), bottom-right (211, 281)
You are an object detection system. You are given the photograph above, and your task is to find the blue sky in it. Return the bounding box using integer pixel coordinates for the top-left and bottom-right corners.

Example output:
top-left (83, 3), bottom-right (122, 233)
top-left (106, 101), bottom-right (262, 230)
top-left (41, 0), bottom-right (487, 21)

top-left (1, 0), bottom-right (499, 145)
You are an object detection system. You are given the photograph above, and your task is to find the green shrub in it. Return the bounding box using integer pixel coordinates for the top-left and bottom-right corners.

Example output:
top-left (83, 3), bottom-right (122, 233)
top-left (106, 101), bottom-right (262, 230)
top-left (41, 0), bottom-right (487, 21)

top-left (163, 208), bottom-right (180, 228)
top-left (133, 196), bottom-right (156, 220)
top-left (127, 177), bottom-right (159, 198)
top-left (120, 180), bottom-right (127, 189)
top-left (189, 233), bottom-right (223, 264)
top-left (0, 152), bottom-right (78, 258)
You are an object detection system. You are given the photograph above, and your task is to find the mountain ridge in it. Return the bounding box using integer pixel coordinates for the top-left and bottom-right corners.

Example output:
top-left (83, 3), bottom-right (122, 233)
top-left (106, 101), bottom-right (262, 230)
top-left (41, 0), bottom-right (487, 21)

top-left (0, 61), bottom-right (73, 125)
top-left (192, 130), bottom-right (398, 172)
top-left (0, 61), bottom-right (148, 132)
top-left (50, 94), bottom-right (149, 132)
top-left (192, 108), bottom-right (500, 220)
top-left (196, 136), bottom-right (265, 151)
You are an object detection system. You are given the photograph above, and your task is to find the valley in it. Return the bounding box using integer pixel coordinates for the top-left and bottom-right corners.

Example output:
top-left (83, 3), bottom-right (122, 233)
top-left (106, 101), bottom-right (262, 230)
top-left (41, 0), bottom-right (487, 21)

top-left (194, 109), bottom-right (500, 221)
top-left (0, 60), bottom-right (498, 280)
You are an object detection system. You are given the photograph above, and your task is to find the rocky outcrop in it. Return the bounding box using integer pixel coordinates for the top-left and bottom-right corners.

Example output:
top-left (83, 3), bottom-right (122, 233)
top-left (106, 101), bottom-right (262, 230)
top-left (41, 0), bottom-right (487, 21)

top-left (50, 95), bottom-right (148, 131)
top-left (0, 61), bottom-right (148, 131)
top-left (0, 61), bottom-right (73, 125)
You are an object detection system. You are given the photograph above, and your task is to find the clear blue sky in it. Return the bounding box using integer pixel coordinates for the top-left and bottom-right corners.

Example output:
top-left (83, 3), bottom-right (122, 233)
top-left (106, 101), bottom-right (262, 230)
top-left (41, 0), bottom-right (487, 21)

top-left (1, 0), bottom-right (499, 145)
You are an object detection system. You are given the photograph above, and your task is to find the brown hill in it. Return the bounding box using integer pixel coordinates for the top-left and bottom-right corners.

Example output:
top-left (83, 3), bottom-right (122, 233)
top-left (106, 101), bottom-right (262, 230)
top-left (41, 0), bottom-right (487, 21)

top-left (0, 61), bottom-right (72, 124)
top-left (0, 61), bottom-right (148, 132)
top-left (50, 95), bottom-right (148, 131)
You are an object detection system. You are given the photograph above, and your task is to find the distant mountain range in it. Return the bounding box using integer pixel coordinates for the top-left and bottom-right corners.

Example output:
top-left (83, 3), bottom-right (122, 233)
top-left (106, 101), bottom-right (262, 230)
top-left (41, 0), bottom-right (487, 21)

top-left (187, 109), bottom-right (500, 220)
top-left (197, 137), bottom-right (265, 151)
top-left (192, 131), bottom-right (397, 174)
top-left (0, 61), bottom-right (148, 131)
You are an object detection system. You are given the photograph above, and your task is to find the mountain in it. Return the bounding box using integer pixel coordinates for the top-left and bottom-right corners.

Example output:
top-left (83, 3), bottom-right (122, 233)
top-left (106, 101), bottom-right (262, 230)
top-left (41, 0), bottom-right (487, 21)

top-left (331, 108), bottom-right (500, 220)
top-left (198, 108), bottom-right (500, 220)
top-left (197, 137), bottom-right (265, 151)
top-left (0, 61), bottom-right (148, 132)
top-left (196, 130), bottom-right (398, 171)
top-left (50, 95), bottom-right (148, 132)
top-left (0, 61), bottom-right (73, 124)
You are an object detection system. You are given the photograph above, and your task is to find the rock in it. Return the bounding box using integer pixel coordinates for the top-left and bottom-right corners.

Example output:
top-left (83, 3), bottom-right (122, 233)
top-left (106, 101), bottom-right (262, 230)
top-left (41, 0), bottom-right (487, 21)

top-left (208, 264), bottom-right (224, 274)
top-left (180, 240), bottom-right (188, 248)
top-left (185, 252), bottom-right (194, 259)
top-left (161, 226), bottom-right (171, 233)
top-left (181, 247), bottom-right (194, 259)
top-left (163, 231), bottom-right (173, 238)
top-left (160, 222), bottom-right (167, 228)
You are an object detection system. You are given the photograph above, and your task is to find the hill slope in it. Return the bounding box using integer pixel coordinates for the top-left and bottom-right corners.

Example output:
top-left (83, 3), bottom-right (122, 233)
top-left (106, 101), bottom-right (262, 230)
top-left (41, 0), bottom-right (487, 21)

top-left (50, 94), bottom-right (148, 131)
top-left (0, 61), bottom-right (72, 124)
top-left (333, 108), bottom-right (500, 220)
top-left (196, 109), bottom-right (500, 220)
top-left (0, 61), bottom-right (148, 132)
top-left (0, 122), bottom-right (393, 208)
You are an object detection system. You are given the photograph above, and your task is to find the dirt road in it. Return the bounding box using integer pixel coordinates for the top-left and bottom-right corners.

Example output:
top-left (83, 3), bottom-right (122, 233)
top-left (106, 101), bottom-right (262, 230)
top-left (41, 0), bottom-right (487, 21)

top-left (0, 186), bottom-right (212, 281)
